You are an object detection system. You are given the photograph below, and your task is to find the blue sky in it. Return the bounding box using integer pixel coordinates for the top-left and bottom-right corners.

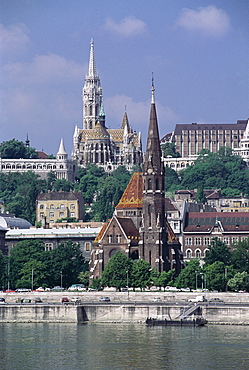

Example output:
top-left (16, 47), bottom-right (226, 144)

top-left (1, 0), bottom-right (248, 155)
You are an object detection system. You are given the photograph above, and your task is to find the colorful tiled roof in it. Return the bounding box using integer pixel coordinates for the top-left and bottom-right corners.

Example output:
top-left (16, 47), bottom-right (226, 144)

top-left (116, 172), bottom-right (143, 209)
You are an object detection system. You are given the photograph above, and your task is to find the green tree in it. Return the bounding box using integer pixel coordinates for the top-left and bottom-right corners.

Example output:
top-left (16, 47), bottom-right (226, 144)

top-left (53, 179), bottom-right (73, 192)
top-left (175, 259), bottom-right (201, 290)
top-left (195, 184), bottom-right (207, 204)
top-left (158, 270), bottom-right (175, 290)
top-left (164, 166), bottom-right (180, 192)
top-left (0, 251), bottom-right (8, 290)
top-left (205, 261), bottom-right (227, 291)
top-left (78, 271), bottom-right (90, 287)
top-left (130, 259), bottom-right (151, 291)
top-left (161, 143), bottom-right (180, 158)
top-left (231, 239), bottom-right (249, 273)
top-left (228, 271), bottom-right (249, 292)
top-left (204, 237), bottom-right (231, 266)
top-left (0, 139), bottom-right (37, 159)
top-left (101, 251), bottom-right (133, 290)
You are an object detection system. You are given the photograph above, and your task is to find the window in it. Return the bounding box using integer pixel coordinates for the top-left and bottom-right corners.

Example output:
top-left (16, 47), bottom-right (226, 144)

top-left (70, 212), bottom-right (75, 217)
top-left (204, 237), bottom-right (210, 246)
top-left (196, 249), bottom-right (201, 258)
top-left (186, 250), bottom-right (192, 259)
top-left (232, 237), bottom-right (239, 244)
top-left (45, 243), bottom-right (53, 251)
top-left (173, 222), bottom-right (178, 229)
top-left (108, 235), bottom-right (113, 243)
top-left (116, 235), bottom-right (121, 243)
top-left (40, 212), bottom-right (44, 218)
top-left (85, 242), bottom-right (91, 251)
top-left (195, 237), bottom-right (201, 246)
top-left (49, 212), bottom-right (54, 217)
top-left (40, 204), bottom-right (44, 209)
top-left (109, 249), bottom-right (116, 257)
top-left (59, 212), bottom-right (64, 217)
top-left (60, 204), bottom-right (65, 209)
top-left (70, 204), bottom-right (75, 210)
top-left (148, 179), bottom-right (152, 190)
top-left (50, 204), bottom-right (54, 209)
top-left (186, 237), bottom-right (192, 246)
top-left (223, 237), bottom-right (229, 245)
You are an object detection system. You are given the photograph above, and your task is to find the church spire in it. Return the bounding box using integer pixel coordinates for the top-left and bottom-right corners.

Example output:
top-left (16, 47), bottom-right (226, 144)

top-left (144, 77), bottom-right (162, 174)
top-left (88, 38), bottom-right (97, 77)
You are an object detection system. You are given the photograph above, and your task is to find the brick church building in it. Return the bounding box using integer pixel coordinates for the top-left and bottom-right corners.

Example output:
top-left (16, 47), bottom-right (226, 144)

top-left (89, 82), bottom-right (183, 280)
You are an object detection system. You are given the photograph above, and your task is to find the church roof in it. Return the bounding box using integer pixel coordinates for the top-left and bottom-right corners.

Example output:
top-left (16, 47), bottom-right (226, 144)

top-left (116, 172), bottom-right (142, 209)
top-left (78, 127), bottom-right (140, 146)
top-left (167, 221), bottom-right (179, 244)
top-left (117, 217), bottom-right (140, 240)
top-left (87, 122), bottom-right (110, 140)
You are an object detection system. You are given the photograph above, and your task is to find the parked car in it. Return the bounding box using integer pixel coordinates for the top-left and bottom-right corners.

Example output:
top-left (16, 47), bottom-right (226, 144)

top-left (152, 297), bottom-right (161, 302)
top-left (71, 297), bottom-right (81, 304)
top-left (15, 288), bottom-right (31, 293)
top-left (68, 284), bottom-right (86, 291)
top-left (34, 297), bottom-right (42, 303)
top-left (61, 297), bottom-right (69, 304)
top-left (52, 286), bottom-right (64, 291)
top-left (209, 298), bottom-right (224, 303)
top-left (99, 297), bottom-right (110, 302)
top-left (16, 298), bottom-right (23, 303)
top-left (23, 298), bottom-right (31, 303)
top-left (188, 295), bottom-right (207, 303)
top-left (0, 297), bottom-right (6, 304)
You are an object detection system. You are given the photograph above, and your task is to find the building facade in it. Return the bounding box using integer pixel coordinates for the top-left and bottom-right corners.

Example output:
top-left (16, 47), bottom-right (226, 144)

top-left (0, 139), bottom-right (76, 182)
top-left (36, 191), bottom-right (85, 224)
top-left (72, 39), bottom-right (142, 172)
top-left (89, 84), bottom-right (182, 280)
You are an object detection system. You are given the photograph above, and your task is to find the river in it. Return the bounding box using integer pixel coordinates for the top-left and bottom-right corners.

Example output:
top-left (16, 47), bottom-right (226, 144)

top-left (0, 323), bottom-right (248, 369)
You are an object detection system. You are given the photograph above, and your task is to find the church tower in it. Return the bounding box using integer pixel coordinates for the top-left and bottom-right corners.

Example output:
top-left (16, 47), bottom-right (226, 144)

top-left (82, 38), bottom-right (103, 130)
top-left (139, 80), bottom-right (169, 272)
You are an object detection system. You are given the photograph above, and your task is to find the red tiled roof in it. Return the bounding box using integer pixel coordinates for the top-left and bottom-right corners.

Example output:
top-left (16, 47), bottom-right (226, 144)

top-left (116, 172), bottom-right (142, 209)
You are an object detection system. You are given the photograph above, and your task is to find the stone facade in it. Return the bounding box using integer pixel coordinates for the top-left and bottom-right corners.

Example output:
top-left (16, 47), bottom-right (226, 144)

top-left (72, 39), bottom-right (142, 172)
top-left (0, 139), bottom-right (76, 182)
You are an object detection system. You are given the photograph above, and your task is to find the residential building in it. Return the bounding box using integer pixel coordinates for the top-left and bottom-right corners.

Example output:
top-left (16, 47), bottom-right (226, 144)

top-left (183, 212), bottom-right (249, 263)
top-left (36, 191), bottom-right (84, 224)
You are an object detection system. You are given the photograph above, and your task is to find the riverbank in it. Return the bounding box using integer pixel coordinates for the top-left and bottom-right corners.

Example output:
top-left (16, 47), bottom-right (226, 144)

top-left (0, 291), bottom-right (249, 325)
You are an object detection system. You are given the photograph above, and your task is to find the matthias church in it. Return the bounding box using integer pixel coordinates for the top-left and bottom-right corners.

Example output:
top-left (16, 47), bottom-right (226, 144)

top-left (72, 39), bottom-right (142, 172)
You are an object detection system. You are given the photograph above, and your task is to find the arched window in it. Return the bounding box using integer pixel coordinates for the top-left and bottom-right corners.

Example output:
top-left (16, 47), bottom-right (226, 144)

top-left (89, 105), bottom-right (92, 116)
top-left (85, 242), bottom-right (91, 251)
top-left (148, 178), bottom-right (152, 190)
top-left (186, 249), bottom-right (192, 259)
top-left (196, 249), bottom-right (201, 258)
top-left (109, 249), bottom-right (117, 257)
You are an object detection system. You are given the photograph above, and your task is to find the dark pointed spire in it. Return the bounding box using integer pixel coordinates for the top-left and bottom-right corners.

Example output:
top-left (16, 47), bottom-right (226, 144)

top-left (144, 77), bottom-right (162, 174)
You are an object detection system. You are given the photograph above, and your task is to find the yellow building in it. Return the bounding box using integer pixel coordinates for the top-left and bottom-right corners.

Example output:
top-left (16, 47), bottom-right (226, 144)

top-left (36, 191), bottom-right (84, 224)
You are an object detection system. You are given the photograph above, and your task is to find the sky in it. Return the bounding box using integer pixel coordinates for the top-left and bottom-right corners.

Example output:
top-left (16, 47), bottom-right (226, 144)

top-left (0, 0), bottom-right (248, 156)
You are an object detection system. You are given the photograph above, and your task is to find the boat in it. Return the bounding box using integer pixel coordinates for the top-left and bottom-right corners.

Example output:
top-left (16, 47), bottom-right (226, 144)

top-left (146, 317), bottom-right (208, 326)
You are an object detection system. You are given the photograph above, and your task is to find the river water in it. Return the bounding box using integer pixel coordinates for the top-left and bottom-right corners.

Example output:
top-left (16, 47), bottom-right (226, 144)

top-left (0, 323), bottom-right (248, 370)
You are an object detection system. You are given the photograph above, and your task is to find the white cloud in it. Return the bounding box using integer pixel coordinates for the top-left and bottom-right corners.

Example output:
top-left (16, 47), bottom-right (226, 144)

top-left (104, 16), bottom-right (146, 37)
top-left (175, 5), bottom-right (231, 37)
top-left (0, 23), bottom-right (30, 53)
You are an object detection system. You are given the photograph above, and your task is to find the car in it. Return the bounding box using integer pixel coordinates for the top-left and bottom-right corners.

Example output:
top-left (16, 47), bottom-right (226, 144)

top-left (152, 297), bottom-right (161, 302)
top-left (68, 284), bottom-right (86, 291)
top-left (0, 297), bottom-right (6, 304)
top-left (188, 295), bottom-right (207, 303)
top-left (99, 297), bottom-right (110, 302)
top-left (15, 288), bottom-right (31, 293)
top-left (71, 297), bottom-right (81, 304)
top-left (34, 297), bottom-right (42, 303)
top-left (23, 298), bottom-right (31, 303)
top-left (35, 287), bottom-right (45, 292)
top-left (88, 287), bottom-right (98, 291)
top-left (61, 297), bottom-right (70, 304)
top-left (209, 298), bottom-right (224, 303)
top-left (51, 286), bottom-right (64, 291)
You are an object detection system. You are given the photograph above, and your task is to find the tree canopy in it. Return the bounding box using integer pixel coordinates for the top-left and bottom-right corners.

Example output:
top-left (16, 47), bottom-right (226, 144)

top-left (0, 139), bottom-right (38, 159)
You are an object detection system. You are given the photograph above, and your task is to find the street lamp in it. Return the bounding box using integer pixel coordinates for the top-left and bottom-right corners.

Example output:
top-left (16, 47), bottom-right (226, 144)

top-left (60, 271), bottom-right (63, 289)
top-left (126, 270), bottom-right (129, 300)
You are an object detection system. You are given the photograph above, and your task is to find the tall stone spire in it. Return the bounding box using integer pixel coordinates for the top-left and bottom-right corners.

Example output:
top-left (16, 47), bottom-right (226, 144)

top-left (139, 78), bottom-right (168, 273)
top-left (82, 38), bottom-right (103, 130)
top-left (144, 77), bottom-right (163, 174)
top-left (87, 38), bottom-right (97, 78)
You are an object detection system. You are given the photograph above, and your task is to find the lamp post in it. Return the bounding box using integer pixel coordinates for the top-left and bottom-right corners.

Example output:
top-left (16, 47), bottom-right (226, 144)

top-left (60, 271), bottom-right (63, 289)
top-left (126, 270), bottom-right (129, 300)
top-left (195, 270), bottom-right (198, 290)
